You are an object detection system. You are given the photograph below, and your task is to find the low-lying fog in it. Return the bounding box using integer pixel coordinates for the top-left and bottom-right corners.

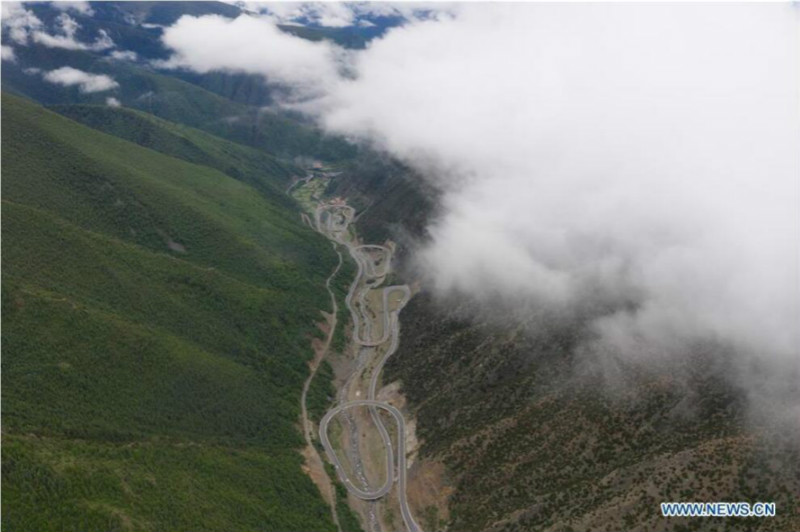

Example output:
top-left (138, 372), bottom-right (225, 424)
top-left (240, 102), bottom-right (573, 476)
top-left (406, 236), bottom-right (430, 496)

top-left (160, 3), bottom-right (800, 430)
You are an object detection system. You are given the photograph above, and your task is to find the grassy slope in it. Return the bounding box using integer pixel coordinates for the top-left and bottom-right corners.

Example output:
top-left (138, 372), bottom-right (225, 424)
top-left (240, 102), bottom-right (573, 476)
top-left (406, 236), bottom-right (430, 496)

top-left (52, 104), bottom-right (299, 199)
top-left (1, 93), bottom-right (338, 532)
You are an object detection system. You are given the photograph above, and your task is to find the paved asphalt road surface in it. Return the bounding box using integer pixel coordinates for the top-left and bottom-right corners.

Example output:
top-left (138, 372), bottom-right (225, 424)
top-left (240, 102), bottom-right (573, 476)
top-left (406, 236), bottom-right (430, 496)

top-left (314, 202), bottom-right (421, 532)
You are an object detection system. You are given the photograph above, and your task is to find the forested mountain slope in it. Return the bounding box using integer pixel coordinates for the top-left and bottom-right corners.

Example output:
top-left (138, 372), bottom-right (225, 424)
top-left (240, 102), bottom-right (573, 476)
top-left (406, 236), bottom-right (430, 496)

top-left (1, 93), bottom-right (339, 532)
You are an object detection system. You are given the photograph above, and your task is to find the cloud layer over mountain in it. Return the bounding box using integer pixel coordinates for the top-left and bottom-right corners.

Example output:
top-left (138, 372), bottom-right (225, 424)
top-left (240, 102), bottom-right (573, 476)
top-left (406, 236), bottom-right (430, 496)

top-left (2, 2), bottom-right (114, 51)
top-left (43, 66), bottom-right (119, 93)
top-left (160, 4), bottom-right (799, 423)
top-left (234, 1), bottom-right (456, 28)
top-left (160, 13), bottom-right (342, 95)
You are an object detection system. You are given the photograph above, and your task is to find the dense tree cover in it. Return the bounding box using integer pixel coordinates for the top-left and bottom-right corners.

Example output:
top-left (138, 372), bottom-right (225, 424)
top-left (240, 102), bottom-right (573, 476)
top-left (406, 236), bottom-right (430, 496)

top-left (306, 360), bottom-right (336, 425)
top-left (384, 292), bottom-right (800, 532)
top-left (1, 93), bottom-right (339, 531)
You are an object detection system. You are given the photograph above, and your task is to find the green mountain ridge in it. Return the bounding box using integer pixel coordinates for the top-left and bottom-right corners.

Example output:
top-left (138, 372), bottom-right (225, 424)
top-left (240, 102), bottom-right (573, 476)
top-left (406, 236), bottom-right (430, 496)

top-left (3, 44), bottom-right (356, 162)
top-left (52, 103), bottom-right (300, 200)
top-left (1, 92), bottom-right (339, 531)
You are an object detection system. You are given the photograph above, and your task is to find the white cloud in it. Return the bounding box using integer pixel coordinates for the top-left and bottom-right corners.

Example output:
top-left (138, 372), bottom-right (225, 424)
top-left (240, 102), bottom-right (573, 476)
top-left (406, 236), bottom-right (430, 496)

top-left (1, 45), bottom-right (16, 62)
top-left (105, 96), bottom-right (121, 107)
top-left (236, 2), bottom-right (354, 27)
top-left (329, 5), bottom-right (800, 421)
top-left (23, 67), bottom-right (41, 75)
top-left (32, 13), bottom-right (81, 48)
top-left (43, 66), bottom-right (119, 93)
top-left (51, 1), bottom-right (94, 16)
top-left (280, 2), bottom-right (355, 28)
top-left (91, 29), bottom-right (114, 50)
top-left (31, 14), bottom-right (115, 51)
top-left (1, 2), bottom-right (43, 44)
top-left (1, 7), bottom-right (113, 51)
top-left (236, 2), bottom-right (457, 28)
top-left (110, 50), bottom-right (138, 61)
top-left (159, 4), bottom-right (800, 423)
top-left (159, 14), bottom-right (343, 95)
top-left (312, 4), bottom-right (800, 362)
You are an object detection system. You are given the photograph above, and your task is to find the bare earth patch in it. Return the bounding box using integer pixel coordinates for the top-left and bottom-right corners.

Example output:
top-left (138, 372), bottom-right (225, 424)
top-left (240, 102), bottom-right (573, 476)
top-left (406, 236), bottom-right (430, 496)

top-left (382, 380), bottom-right (453, 530)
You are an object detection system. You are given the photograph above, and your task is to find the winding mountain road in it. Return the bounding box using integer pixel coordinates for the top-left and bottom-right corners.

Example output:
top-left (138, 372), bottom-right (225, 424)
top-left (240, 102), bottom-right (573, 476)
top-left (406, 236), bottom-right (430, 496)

top-left (314, 202), bottom-right (420, 532)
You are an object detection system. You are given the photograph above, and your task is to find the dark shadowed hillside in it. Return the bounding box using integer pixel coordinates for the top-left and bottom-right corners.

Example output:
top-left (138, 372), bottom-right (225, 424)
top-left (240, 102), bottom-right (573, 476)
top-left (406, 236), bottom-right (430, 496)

top-left (384, 293), bottom-right (800, 532)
